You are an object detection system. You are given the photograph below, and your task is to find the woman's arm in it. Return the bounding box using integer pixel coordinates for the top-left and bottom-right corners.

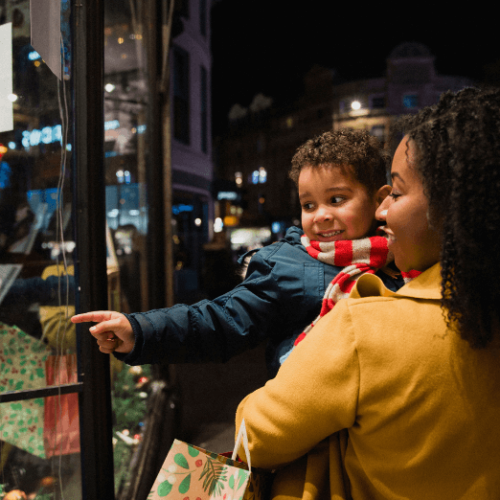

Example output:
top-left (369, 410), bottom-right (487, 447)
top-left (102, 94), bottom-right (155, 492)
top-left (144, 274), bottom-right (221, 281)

top-left (235, 300), bottom-right (360, 469)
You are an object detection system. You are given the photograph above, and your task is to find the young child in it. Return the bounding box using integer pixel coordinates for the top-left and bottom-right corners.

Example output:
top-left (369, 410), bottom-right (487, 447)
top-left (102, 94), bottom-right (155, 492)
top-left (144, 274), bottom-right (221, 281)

top-left (72, 130), bottom-right (404, 376)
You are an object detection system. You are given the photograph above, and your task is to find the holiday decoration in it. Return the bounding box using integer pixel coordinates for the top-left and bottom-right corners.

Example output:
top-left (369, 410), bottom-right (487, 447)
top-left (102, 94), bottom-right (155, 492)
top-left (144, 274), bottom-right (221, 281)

top-left (112, 362), bottom-right (152, 490)
top-left (0, 323), bottom-right (51, 458)
top-left (128, 366), bottom-right (142, 376)
top-left (3, 489), bottom-right (27, 500)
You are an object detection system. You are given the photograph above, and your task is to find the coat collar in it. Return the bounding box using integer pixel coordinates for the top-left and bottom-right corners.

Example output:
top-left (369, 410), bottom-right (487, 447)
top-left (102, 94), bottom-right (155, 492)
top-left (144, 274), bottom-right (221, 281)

top-left (350, 263), bottom-right (442, 301)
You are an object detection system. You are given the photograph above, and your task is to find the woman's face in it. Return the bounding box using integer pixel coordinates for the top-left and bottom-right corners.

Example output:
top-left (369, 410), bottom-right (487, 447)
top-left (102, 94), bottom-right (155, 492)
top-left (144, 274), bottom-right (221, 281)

top-left (376, 138), bottom-right (441, 273)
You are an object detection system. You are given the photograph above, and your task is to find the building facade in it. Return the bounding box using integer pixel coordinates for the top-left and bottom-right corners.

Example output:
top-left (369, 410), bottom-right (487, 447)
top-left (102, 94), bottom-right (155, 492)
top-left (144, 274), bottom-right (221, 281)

top-left (334, 42), bottom-right (473, 144)
top-left (170, 0), bottom-right (213, 297)
top-left (216, 42), bottom-right (473, 235)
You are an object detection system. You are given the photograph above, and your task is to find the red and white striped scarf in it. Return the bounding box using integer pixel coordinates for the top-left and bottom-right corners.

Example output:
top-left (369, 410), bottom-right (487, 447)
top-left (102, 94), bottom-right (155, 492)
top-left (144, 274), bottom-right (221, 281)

top-left (294, 235), bottom-right (419, 347)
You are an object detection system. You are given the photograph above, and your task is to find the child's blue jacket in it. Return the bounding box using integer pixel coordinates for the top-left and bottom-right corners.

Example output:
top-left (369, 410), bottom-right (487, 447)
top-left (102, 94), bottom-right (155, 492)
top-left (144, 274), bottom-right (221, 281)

top-left (116, 226), bottom-right (404, 376)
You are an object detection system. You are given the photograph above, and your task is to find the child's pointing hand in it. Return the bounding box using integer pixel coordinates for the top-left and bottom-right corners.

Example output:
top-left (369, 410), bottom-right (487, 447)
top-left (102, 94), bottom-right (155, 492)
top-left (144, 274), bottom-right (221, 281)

top-left (71, 311), bottom-right (135, 354)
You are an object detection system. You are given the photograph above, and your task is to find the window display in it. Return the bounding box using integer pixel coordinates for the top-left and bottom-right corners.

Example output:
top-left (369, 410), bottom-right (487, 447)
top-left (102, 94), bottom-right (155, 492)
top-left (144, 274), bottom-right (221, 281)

top-left (0, 1), bottom-right (82, 498)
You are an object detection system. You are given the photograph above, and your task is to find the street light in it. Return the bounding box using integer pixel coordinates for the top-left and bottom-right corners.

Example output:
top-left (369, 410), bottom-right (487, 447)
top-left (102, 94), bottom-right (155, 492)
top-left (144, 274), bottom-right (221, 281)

top-left (351, 100), bottom-right (361, 110)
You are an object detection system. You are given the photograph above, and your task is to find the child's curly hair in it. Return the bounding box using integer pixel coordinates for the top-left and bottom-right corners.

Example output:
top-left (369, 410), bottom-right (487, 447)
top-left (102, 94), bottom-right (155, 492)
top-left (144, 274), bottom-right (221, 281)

top-left (289, 129), bottom-right (391, 193)
top-left (399, 87), bottom-right (500, 348)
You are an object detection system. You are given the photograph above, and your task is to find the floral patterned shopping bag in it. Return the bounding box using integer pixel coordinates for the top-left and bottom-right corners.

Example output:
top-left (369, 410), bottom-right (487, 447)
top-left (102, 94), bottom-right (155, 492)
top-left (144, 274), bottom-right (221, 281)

top-left (148, 420), bottom-right (271, 500)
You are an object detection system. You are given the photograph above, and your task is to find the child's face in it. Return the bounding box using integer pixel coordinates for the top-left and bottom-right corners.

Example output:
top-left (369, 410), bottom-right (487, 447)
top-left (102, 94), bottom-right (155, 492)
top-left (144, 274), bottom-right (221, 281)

top-left (298, 164), bottom-right (389, 242)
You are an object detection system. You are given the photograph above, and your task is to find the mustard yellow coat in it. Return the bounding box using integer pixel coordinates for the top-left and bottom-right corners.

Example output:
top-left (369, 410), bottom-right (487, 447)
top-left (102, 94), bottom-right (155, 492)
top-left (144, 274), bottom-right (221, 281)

top-left (236, 264), bottom-right (500, 500)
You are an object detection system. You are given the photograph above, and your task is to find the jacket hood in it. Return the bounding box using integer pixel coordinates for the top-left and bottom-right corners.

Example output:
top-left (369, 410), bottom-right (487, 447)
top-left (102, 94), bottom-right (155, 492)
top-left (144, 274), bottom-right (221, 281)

top-left (283, 226), bottom-right (305, 247)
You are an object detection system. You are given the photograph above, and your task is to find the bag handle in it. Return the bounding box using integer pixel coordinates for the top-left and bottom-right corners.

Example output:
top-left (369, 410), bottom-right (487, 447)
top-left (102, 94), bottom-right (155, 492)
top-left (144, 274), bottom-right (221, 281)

top-left (232, 418), bottom-right (251, 472)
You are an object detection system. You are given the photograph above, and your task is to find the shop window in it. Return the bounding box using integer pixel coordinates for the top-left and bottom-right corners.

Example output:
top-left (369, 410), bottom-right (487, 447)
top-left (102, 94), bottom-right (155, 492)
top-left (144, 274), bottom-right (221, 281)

top-left (200, 0), bottom-right (207, 36)
top-left (0, 3), bottom-right (84, 498)
top-left (250, 167), bottom-right (266, 184)
top-left (173, 46), bottom-right (190, 145)
top-left (371, 125), bottom-right (386, 142)
top-left (370, 96), bottom-right (385, 109)
top-left (201, 65), bottom-right (208, 153)
top-left (235, 171), bottom-right (243, 186)
top-left (403, 94), bottom-right (419, 109)
top-left (178, 0), bottom-right (190, 19)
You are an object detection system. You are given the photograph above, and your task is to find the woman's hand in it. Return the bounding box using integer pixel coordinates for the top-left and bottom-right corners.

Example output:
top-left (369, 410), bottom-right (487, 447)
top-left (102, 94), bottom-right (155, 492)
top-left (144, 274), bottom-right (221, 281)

top-left (71, 311), bottom-right (135, 354)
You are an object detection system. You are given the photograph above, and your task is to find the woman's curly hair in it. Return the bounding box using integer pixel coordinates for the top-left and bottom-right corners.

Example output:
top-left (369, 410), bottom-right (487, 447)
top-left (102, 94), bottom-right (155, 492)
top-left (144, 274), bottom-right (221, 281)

top-left (399, 87), bottom-right (500, 348)
top-left (289, 129), bottom-right (391, 194)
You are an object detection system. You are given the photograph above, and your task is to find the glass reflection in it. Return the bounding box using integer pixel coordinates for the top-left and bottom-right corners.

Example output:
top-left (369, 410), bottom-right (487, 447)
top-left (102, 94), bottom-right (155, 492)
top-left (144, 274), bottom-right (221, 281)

top-left (0, 396), bottom-right (81, 499)
top-left (104, 1), bottom-right (151, 494)
top-left (0, 1), bottom-right (81, 498)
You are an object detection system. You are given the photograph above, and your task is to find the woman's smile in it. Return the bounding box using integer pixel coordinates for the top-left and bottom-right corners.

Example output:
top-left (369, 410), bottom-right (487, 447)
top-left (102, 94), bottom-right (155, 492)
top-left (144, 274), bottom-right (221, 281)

top-left (375, 138), bottom-right (441, 272)
top-left (378, 225), bottom-right (396, 245)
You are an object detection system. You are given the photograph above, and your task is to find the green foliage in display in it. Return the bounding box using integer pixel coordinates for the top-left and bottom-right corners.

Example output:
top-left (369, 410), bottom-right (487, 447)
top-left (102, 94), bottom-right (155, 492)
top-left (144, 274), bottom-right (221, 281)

top-left (112, 364), bottom-right (152, 492)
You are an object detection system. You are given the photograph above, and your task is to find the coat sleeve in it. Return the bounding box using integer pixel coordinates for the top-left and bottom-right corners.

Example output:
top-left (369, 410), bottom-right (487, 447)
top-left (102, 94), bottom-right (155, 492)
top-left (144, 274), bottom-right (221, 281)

top-left (114, 243), bottom-right (295, 365)
top-left (235, 299), bottom-right (359, 469)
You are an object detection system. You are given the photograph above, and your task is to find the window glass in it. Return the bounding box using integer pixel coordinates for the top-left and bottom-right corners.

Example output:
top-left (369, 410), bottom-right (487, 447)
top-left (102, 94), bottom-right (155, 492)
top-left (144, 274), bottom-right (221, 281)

top-left (199, 0), bottom-right (207, 36)
top-left (173, 46), bottom-right (190, 144)
top-left (201, 65), bottom-right (208, 153)
top-left (370, 96), bottom-right (385, 109)
top-left (403, 94), bottom-right (418, 109)
top-left (104, 1), bottom-right (154, 492)
top-left (178, 0), bottom-right (190, 19)
top-left (0, 394), bottom-right (81, 498)
top-left (172, 191), bottom-right (208, 302)
top-left (370, 124), bottom-right (386, 142)
top-left (105, 1), bottom-right (149, 314)
top-left (0, 1), bottom-right (82, 498)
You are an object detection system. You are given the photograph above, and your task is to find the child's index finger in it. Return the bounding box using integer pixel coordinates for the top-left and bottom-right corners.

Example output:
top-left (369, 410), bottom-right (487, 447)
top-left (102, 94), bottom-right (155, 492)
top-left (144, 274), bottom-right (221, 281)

top-left (71, 311), bottom-right (114, 324)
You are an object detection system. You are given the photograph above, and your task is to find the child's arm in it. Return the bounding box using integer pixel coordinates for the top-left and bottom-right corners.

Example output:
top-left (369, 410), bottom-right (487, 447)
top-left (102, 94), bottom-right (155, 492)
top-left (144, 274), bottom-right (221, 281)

top-left (70, 243), bottom-right (287, 365)
top-left (71, 311), bottom-right (135, 354)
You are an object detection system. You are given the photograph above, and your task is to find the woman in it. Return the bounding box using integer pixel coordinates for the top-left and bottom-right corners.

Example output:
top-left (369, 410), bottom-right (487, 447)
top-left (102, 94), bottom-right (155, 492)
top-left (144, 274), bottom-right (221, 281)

top-left (235, 88), bottom-right (500, 500)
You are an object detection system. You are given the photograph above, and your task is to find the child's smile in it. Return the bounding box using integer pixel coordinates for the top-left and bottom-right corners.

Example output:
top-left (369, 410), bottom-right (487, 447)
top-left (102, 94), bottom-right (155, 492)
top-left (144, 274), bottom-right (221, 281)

top-left (298, 164), bottom-right (389, 242)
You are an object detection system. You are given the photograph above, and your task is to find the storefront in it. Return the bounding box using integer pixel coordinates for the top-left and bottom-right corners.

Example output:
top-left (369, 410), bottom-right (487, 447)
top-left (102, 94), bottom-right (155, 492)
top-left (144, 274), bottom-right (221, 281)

top-left (0, 1), bottom-right (186, 498)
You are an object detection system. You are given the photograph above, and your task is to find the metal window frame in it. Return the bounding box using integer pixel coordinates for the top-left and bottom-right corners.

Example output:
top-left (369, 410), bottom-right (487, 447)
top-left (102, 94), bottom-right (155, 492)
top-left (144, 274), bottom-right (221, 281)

top-left (71, 0), bottom-right (115, 498)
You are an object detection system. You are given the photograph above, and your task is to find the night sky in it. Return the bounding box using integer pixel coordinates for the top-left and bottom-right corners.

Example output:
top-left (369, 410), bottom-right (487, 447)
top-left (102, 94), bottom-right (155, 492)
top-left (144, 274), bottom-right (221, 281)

top-left (210, 1), bottom-right (500, 135)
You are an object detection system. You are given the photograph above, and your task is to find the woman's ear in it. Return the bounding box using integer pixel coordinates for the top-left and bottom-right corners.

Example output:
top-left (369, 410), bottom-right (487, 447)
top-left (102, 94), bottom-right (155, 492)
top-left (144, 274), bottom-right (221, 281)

top-left (375, 185), bottom-right (392, 207)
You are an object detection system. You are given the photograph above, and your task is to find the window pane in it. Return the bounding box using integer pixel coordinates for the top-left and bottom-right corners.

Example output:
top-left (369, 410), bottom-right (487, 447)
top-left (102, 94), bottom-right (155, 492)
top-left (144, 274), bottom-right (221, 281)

top-left (0, 2), bottom-right (77, 391)
top-left (173, 46), bottom-right (190, 144)
top-left (403, 94), bottom-right (418, 108)
top-left (201, 66), bottom-right (207, 153)
top-left (104, 2), bottom-right (155, 492)
top-left (105, 1), bottom-right (150, 314)
top-left (199, 0), bottom-right (207, 36)
top-left (0, 2), bottom-right (82, 498)
top-left (0, 395), bottom-right (82, 498)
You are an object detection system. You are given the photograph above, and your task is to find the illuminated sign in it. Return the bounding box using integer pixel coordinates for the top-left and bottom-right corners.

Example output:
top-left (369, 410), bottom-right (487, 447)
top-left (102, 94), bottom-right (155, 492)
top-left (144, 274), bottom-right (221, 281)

top-left (104, 119), bottom-right (120, 130)
top-left (28, 50), bottom-right (41, 61)
top-left (217, 191), bottom-right (238, 201)
top-left (19, 120), bottom-right (137, 150)
top-left (223, 215), bottom-right (238, 227)
top-left (22, 124), bottom-right (62, 148)
top-left (172, 204), bottom-right (193, 215)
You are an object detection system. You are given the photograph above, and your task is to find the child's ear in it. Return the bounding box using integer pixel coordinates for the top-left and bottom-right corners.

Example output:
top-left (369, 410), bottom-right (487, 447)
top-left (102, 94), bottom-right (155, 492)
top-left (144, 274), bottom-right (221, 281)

top-left (375, 185), bottom-right (392, 206)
